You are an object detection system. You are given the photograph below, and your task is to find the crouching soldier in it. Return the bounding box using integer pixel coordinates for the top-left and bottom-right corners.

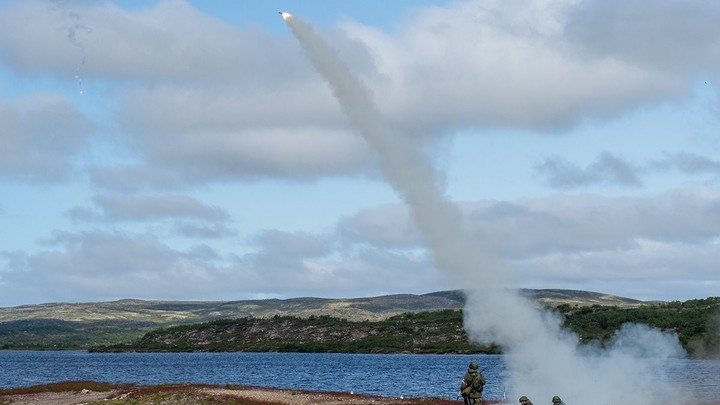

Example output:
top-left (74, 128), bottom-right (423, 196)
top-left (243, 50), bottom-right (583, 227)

top-left (519, 396), bottom-right (534, 405)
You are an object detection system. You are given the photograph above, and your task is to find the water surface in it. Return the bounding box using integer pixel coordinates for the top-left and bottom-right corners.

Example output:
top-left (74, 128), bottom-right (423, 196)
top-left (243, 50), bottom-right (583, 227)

top-left (0, 351), bottom-right (717, 401)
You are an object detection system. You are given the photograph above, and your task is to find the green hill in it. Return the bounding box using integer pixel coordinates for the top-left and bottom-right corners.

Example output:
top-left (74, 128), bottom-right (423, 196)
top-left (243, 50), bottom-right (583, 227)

top-left (2, 290), bottom-right (716, 357)
top-left (89, 297), bottom-right (720, 359)
top-left (94, 309), bottom-right (499, 354)
top-left (560, 297), bottom-right (720, 357)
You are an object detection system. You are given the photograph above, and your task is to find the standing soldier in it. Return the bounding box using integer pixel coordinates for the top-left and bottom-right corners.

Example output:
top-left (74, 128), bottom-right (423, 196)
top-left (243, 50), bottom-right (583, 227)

top-left (459, 361), bottom-right (486, 405)
top-left (552, 396), bottom-right (566, 405)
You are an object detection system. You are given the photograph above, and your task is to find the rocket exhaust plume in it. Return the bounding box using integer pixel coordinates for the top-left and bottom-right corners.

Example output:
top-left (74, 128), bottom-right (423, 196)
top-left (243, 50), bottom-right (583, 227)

top-left (282, 13), bottom-right (688, 405)
top-left (280, 12), bottom-right (499, 288)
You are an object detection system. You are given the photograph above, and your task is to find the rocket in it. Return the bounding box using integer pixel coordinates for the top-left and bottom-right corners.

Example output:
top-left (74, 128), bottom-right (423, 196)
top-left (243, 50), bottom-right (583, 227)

top-left (279, 11), bottom-right (292, 21)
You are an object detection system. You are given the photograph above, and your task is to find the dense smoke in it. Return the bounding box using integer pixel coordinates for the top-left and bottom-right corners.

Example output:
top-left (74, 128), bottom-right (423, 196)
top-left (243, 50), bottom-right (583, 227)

top-left (688, 310), bottom-right (720, 359)
top-left (283, 14), bottom-right (689, 405)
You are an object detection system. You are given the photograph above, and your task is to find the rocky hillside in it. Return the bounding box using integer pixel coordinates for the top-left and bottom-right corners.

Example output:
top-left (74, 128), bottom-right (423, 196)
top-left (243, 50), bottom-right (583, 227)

top-left (96, 309), bottom-right (496, 354)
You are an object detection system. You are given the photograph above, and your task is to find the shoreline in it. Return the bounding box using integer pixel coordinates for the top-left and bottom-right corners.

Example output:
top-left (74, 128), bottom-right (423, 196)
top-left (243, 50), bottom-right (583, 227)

top-left (0, 382), bottom-right (475, 405)
top-left (2, 382), bottom-right (719, 405)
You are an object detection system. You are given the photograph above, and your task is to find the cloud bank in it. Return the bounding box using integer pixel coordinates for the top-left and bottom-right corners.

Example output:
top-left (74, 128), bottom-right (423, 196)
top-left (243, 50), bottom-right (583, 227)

top-left (0, 0), bottom-right (718, 307)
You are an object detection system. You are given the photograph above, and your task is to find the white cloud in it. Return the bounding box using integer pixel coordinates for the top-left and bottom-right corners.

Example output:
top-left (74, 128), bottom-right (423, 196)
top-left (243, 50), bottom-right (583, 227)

top-left (67, 194), bottom-right (231, 222)
top-left (1, 0), bottom-right (719, 306)
top-left (3, 0), bottom-right (716, 185)
top-left (343, 185), bottom-right (720, 257)
top-left (537, 152), bottom-right (643, 188)
top-left (1, 184), bottom-right (717, 306)
top-left (564, 0), bottom-right (720, 73)
top-left (174, 222), bottom-right (236, 239)
top-left (537, 151), bottom-right (720, 189)
top-left (337, 204), bottom-right (420, 248)
top-left (650, 152), bottom-right (720, 176)
top-left (342, 0), bottom-right (696, 132)
top-left (0, 92), bottom-right (93, 181)
top-left (330, 185), bottom-right (720, 300)
top-left (0, 228), bottom-right (448, 306)
top-left (2, 231), bottom-right (211, 302)
top-left (0, 0), bottom-right (306, 81)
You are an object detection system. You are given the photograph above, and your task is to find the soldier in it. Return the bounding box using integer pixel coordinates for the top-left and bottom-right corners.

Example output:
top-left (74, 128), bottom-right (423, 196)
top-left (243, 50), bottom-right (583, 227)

top-left (552, 396), bottom-right (566, 405)
top-left (519, 396), bottom-right (534, 405)
top-left (459, 361), bottom-right (486, 405)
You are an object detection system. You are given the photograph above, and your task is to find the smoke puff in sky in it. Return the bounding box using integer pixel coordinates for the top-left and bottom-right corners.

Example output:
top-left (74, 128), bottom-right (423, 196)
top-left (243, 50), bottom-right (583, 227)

top-left (283, 12), bottom-right (688, 405)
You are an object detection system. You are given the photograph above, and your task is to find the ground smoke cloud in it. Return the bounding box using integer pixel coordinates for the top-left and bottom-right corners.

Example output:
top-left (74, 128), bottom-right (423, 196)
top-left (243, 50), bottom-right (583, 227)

top-left (283, 13), bottom-right (688, 405)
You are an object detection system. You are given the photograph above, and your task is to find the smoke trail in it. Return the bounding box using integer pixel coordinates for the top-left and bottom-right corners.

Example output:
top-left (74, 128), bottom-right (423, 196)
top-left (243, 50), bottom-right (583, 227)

top-left (52, 1), bottom-right (90, 94)
top-left (282, 13), bottom-right (499, 287)
top-left (68, 23), bottom-right (90, 95)
top-left (283, 13), bottom-right (688, 405)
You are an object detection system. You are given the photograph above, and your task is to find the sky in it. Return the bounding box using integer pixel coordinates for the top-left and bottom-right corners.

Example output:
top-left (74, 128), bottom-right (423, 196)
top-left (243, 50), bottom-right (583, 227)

top-left (0, 0), bottom-right (719, 307)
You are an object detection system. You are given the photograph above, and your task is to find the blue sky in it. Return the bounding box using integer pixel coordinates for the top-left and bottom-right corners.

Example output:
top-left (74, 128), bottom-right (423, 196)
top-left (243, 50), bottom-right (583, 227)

top-left (0, 0), bottom-right (718, 307)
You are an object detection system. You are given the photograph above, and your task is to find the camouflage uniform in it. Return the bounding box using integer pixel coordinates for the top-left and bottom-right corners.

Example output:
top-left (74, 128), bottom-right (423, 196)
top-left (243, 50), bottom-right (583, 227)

top-left (459, 361), bottom-right (486, 405)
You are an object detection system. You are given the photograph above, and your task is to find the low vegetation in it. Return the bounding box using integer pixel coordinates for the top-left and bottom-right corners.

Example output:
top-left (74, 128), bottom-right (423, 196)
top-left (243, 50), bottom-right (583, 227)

top-left (0, 382), bottom-right (469, 405)
top-left (0, 319), bottom-right (159, 349)
top-left (0, 380), bottom-right (118, 395)
top-left (94, 309), bottom-right (499, 354)
top-left (90, 298), bottom-right (720, 358)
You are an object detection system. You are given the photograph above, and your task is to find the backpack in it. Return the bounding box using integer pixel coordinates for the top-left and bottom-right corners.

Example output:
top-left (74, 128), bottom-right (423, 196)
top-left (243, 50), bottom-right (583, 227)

top-left (461, 373), bottom-right (485, 396)
top-left (461, 378), bottom-right (473, 395)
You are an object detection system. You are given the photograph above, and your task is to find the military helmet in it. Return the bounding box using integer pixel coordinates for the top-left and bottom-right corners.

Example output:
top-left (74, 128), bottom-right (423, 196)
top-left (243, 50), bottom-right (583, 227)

top-left (552, 396), bottom-right (561, 404)
top-left (469, 361), bottom-right (479, 370)
top-left (519, 396), bottom-right (529, 402)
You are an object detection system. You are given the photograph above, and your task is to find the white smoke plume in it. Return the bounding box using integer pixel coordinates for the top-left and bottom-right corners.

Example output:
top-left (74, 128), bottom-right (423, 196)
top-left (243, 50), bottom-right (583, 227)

top-left (688, 309), bottom-right (720, 360)
top-left (283, 13), bottom-right (689, 405)
top-left (282, 13), bottom-right (499, 287)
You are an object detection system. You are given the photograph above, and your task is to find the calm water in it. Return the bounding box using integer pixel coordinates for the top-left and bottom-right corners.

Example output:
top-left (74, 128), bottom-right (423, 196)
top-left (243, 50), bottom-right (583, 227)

top-left (0, 352), bottom-right (718, 401)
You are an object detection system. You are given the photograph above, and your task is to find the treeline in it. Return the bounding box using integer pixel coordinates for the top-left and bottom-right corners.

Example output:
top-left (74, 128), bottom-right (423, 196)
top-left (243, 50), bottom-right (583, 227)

top-left (0, 319), bottom-right (159, 350)
top-left (559, 297), bottom-right (720, 357)
top-left (93, 298), bottom-right (720, 358)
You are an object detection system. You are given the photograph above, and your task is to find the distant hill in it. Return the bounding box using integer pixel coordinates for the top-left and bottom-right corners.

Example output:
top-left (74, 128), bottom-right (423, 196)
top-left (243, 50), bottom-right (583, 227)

top-left (0, 289), bottom-right (643, 324)
top-left (93, 297), bottom-right (719, 358)
top-left (519, 289), bottom-right (645, 308)
top-left (97, 309), bottom-right (498, 354)
top-left (0, 289), bottom-right (647, 350)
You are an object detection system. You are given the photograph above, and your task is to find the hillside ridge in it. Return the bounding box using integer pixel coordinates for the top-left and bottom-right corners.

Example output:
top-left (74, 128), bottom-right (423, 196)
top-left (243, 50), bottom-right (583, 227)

top-left (0, 289), bottom-right (643, 324)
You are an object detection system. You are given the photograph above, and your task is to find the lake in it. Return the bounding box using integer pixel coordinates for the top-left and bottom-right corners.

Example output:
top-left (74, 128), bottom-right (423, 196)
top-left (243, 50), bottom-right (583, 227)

top-left (0, 351), bottom-right (718, 401)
